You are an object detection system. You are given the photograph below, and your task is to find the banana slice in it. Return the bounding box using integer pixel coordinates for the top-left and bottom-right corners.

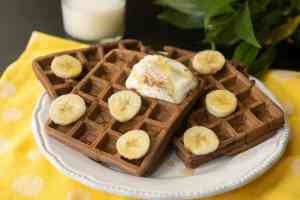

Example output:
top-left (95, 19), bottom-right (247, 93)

top-left (183, 126), bottom-right (219, 155)
top-left (51, 55), bottom-right (82, 78)
top-left (108, 90), bottom-right (142, 122)
top-left (49, 94), bottom-right (86, 125)
top-left (116, 130), bottom-right (150, 160)
top-left (192, 50), bottom-right (226, 74)
top-left (206, 89), bottom-right (237, 118)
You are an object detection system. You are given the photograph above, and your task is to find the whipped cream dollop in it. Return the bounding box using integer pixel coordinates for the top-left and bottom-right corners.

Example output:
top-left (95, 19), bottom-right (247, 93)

top-left (125, 55), bottom-right (198, 104)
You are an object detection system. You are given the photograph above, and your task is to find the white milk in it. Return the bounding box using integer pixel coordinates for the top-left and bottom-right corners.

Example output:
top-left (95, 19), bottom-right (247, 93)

top-left (62, 0), bottom-right (125, 41)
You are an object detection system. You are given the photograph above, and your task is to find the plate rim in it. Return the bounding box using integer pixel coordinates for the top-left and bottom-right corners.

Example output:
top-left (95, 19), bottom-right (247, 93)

top-left (32, 77), bottom-right (290, 199)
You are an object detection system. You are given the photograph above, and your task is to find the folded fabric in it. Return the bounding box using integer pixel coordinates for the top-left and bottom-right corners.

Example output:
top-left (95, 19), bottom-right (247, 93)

top-left (0, 32), bottom-right (130, 200)
top-left (0, 31), bottom-right (299, 200)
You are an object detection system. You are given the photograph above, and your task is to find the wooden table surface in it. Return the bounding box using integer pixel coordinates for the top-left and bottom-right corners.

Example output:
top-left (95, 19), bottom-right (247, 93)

top-left (0, 0), bottom-right (299, 73)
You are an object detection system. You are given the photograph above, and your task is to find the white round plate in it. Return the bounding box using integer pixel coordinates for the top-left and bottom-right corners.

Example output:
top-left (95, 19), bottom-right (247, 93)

top-left (32, 77), bottom-right (289, 200)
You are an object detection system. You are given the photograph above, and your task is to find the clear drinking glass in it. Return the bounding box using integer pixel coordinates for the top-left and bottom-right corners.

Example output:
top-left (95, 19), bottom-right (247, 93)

top-left (61, 0), bottom-right (126, 42)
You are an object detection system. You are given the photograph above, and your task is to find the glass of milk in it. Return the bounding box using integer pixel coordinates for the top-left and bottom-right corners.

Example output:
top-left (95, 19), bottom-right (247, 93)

top-left (61, 0), bottom-right (126, 42)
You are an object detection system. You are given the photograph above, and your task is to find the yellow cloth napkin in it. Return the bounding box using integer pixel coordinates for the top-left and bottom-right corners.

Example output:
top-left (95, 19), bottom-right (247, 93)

top-left (0, 32), bottom-right (299, 200)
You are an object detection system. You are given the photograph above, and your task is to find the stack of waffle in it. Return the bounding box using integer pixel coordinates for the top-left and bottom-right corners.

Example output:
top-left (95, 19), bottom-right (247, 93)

top-left (164, 47), bottom-right (284, 168)
top-left (33, 39), bottom-right (284, 176)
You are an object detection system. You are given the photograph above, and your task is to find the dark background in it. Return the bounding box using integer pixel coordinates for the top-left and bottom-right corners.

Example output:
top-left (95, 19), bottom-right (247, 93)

top-left (0, 0), bottom-right (298, 74)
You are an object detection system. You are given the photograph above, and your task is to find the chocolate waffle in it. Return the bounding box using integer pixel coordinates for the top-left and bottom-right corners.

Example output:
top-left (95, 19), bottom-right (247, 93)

top-left (33, 39), bottom-right (150, 99)
top-left (165, 46), bottom-right (285, 168)
top-left (45, 49), bottom-right (205, 176)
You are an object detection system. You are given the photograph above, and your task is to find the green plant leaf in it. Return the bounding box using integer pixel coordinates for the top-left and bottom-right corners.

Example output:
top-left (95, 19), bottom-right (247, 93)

top-left (155, 0), bottom-right (236, 18)
top-left (264, 15), bottom-right (300, 45)
top-left (197, 0), bottom-right (236, 18)
top-left (234, 2), bottom-right (261, 48)
top-left (249, 48), bottom-right (277, 75)
top-left (155, 0), bottom-right (204, 16)
top-left (158, 9), bottom-right (203, 29)
top-left (205, 14), bottom-right (240, 45)
top-left (233, 42), bottom-right (260, 66)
